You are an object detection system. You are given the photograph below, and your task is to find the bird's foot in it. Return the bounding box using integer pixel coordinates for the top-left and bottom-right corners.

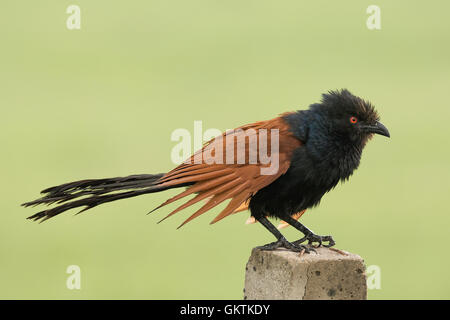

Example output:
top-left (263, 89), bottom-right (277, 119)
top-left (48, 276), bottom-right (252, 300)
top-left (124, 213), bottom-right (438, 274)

top-left (293, 233), bottom-right (335, 248)
top-left (257, 237), bottom-right (316, 253)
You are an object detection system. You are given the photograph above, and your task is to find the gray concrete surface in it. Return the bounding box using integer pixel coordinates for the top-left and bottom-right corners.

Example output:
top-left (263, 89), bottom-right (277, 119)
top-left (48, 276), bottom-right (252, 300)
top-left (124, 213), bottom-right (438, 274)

top-left (244, 247), bottom-right (367, 300)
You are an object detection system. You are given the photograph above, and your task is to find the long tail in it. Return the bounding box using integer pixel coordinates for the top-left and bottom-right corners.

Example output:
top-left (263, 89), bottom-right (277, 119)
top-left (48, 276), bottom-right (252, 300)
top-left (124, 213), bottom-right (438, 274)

top-left (22, 173), bottom-right (191, 222)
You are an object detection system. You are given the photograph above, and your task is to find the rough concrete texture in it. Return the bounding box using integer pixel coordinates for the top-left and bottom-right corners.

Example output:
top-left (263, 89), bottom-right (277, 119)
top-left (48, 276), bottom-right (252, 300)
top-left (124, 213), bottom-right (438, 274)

top-left (244, 247), bottom-right (367, 300)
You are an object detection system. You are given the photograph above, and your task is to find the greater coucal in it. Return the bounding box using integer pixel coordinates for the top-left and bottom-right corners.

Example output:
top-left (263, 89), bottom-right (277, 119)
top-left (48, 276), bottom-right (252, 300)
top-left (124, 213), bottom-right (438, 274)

top-left (23, 89), bottom-right (390, 253)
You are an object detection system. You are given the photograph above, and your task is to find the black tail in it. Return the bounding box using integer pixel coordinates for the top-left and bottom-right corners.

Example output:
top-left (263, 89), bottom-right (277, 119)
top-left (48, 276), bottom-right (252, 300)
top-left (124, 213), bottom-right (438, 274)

top-left (22, 173), bottom-right (188, 222)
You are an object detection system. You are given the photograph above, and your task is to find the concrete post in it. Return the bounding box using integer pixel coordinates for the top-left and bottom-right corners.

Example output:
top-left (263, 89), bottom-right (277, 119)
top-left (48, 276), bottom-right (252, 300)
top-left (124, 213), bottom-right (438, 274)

top-left (244, 247), bottom-right (367, 300)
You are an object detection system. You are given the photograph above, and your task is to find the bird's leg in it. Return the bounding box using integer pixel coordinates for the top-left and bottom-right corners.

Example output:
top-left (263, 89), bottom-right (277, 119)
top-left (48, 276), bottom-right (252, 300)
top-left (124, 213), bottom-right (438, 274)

top-left (256, 216), bottom-right (314, 253)
top-left (281, 215), bottom-right (335, 248)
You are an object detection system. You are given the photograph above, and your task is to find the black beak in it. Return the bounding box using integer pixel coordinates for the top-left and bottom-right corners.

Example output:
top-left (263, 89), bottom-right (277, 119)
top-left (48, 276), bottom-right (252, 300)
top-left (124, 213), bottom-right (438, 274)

top-left (362, 121), bottom-right (390, 138)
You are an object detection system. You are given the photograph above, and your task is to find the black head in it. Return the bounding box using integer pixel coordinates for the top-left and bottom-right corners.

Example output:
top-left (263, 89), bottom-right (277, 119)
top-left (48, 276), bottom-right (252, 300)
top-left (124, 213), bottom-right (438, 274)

top-left (311, 89), bottom-right (390, 144)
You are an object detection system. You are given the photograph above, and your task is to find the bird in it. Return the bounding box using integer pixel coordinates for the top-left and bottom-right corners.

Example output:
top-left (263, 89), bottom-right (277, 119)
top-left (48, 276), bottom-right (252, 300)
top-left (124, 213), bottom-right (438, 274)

top-left (22, 89), bottom-right (390, 253)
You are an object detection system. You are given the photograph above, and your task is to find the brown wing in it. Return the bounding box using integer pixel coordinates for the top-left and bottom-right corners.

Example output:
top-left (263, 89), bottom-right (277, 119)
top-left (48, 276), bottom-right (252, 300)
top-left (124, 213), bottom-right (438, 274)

top-left (152, 115), bottom-right (301, 228)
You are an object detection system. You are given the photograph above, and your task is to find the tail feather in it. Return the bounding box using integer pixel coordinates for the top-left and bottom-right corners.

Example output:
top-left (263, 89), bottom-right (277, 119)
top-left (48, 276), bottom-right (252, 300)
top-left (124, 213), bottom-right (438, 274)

top-left (41, 174), bottom-right (162, 197)
top-left (22, 173), bottom-right (191, 222)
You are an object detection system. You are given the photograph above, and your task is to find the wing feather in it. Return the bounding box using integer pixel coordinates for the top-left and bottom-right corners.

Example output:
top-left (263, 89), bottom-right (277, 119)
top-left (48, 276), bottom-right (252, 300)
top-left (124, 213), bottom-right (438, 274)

top-left (153, 115), bottom-right (301, 227)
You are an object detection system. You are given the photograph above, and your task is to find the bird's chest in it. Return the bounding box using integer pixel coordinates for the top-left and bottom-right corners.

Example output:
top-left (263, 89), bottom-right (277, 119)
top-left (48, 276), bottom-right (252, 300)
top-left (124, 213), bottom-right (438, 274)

top-left (249, 143), bottom-right (361, 218)
top-left (293, 143), bottom-right (361, 191)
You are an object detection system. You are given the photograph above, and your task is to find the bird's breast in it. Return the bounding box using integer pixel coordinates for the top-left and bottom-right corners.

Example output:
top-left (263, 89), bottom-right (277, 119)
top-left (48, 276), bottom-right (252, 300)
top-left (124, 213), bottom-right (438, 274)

top-left (248, 141), bottom-right (362, 218)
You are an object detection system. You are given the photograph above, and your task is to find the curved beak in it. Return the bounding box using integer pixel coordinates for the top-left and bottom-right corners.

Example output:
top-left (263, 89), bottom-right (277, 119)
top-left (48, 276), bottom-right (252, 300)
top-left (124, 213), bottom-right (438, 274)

top-left (362, 121), bottom-right (390, 138)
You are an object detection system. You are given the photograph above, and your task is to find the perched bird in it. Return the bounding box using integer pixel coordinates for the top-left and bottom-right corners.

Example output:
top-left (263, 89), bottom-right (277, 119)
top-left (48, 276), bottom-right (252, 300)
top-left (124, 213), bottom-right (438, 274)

top-left (22, 89), bottom-right (390, 253)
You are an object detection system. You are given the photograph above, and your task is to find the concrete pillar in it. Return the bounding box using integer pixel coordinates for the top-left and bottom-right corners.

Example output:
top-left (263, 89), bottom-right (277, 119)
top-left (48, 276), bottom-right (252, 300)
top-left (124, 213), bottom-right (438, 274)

top-left (244, 247), bottom-right (367, 300)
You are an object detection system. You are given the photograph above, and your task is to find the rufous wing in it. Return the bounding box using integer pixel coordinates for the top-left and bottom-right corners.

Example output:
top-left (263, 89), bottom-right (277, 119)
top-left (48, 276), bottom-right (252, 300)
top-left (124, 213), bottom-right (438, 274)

top-left (152, 115), bottom-right (302, 228)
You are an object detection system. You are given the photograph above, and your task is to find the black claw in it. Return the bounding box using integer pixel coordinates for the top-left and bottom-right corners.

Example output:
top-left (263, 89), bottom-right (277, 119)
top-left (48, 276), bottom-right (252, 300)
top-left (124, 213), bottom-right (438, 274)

top-left (293, 233), bottom-right (335, 248)
top-left (322, 236), bottom-right (335, 248)
top-left (258, 237), bottom-right (313, 253)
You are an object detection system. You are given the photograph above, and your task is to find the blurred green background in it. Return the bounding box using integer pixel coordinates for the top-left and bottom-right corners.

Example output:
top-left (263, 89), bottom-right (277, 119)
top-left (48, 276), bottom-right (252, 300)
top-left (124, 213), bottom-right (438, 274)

top-left (1, 0), bottom-right (449, 299)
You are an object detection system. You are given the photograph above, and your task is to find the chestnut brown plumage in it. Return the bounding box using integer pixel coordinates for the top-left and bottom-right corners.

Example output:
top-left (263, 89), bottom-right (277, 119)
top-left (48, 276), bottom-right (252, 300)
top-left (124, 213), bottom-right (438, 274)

top-left (22, 89), bottom-right (390, 252)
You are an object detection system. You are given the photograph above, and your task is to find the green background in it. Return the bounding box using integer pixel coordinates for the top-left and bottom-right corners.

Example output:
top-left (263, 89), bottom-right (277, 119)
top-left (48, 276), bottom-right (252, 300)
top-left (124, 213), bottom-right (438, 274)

top-left (1, 1), bottom-right (449, 299)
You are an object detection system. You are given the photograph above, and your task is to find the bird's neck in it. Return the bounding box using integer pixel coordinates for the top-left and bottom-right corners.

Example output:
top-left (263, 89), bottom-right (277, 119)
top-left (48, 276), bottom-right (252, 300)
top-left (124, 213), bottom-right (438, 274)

top-left (313, 136), bottom-right (362, 179)
top-left (284, 110), bottom-right (363, 181)
top-left (307, 123), bottom-right (363, 181)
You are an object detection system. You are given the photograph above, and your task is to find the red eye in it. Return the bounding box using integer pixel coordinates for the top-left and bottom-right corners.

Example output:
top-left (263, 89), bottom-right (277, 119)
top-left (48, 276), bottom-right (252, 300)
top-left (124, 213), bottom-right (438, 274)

top-left (350, 116), bottom-right (358, 124)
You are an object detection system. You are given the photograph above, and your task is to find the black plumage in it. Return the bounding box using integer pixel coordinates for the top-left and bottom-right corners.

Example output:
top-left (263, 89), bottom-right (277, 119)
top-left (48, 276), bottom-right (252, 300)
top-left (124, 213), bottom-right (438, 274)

top-left (22, 89), bottom-right (390, 253)
top-left (251, 89), bottom-right (383, 220)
